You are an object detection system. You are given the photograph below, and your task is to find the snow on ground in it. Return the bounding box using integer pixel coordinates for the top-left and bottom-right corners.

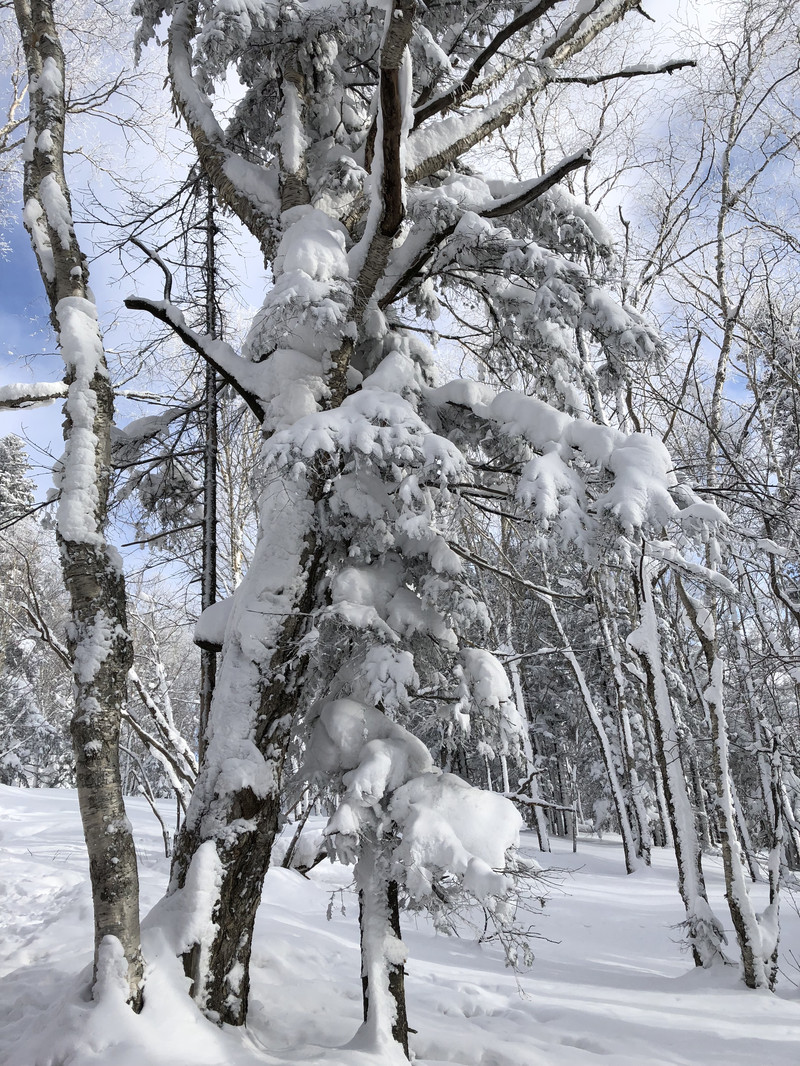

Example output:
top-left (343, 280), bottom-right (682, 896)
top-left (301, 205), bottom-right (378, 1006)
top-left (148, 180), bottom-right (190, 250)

top-left (1, 783), bottom-right (798, 1066)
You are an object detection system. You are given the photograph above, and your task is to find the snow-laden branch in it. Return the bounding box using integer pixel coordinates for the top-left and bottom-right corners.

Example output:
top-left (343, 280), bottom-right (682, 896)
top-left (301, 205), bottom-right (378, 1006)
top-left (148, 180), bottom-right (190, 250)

top-left (128, 668), bottom-right (198, 785)
top-left (407, 0), bottom-right (652, 184)
top-left (0, 381), bottom-right (68, 409)
top-left (642, 538), bottom-right (737, 597)
top-left (123, 297), bottom-right (265, 421)
top-left (378, 152), bottom-right (593, 306)
top-left (482, 149), bottom-right (593, 218)
top-left (551, 57), bottom-right (696, 86)
top-left (428, 378), bottom-right (727, 536)
top-left (540, 0), bottom-right (639, 66)
top-left (407, 70), bottom-right (541, 184)
top-left (308, 696), bottom-right (525, 904)
top-left (414, 0), bottom-right (560, 126)
top-left (165, 0), bottom-right (280, 257)
top-left (128, 236), bottom-right (173, 301)
top-left (13, 574), bottom-right (72, 670)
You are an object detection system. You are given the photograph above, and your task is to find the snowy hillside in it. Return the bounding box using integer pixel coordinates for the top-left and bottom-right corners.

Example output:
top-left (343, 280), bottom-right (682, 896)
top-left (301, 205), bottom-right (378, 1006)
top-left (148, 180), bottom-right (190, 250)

top-left (1, 785), bottom-right (798, 1066)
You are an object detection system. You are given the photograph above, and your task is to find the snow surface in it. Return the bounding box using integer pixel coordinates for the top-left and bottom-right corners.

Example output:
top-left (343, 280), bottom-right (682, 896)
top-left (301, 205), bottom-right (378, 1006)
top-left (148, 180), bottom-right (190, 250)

top-left (1, 784), bottom-right (799, 1066)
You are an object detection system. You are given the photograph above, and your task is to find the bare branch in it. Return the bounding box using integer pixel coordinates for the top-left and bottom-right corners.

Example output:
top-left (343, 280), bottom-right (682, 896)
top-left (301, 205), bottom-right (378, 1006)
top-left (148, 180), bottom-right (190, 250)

top-left (448, 540), bottom-right (582, 602)
top-left (128, 236), bottom-right (174, 301)
top-left (414, 0), bottom-right (560, 126)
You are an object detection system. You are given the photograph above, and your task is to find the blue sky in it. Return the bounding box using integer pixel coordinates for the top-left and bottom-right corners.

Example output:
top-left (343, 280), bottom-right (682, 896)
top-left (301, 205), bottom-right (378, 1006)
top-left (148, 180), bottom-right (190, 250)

top-left (0, 218), bottom-right (66, 487)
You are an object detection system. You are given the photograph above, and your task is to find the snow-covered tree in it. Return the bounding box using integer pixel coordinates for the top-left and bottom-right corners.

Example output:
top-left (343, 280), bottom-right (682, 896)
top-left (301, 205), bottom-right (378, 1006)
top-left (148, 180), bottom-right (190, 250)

top-left (11, 0), bottom-right (144, 1008)
top-left (0, 434), bottom-right (35, 520)
top-left (0, 449), bottom-right (72, 789)
top-left (122, 0), bottom-right (715, 1040)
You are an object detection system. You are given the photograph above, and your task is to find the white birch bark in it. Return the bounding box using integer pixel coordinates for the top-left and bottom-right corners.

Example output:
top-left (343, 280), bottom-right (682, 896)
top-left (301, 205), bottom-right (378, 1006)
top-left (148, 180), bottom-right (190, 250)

top-left (507, 649), bottom-right (550, 852)
top-left (541, 565), bottom-right (639, 873)
top-left (594, 587), bottom-right (652, 864)
top-left (12, 0), bottom-right (143, 1007)
top-left (629, 554), bottom-right (724, 967)
top-left (677, 579), bottom-right (771, 988)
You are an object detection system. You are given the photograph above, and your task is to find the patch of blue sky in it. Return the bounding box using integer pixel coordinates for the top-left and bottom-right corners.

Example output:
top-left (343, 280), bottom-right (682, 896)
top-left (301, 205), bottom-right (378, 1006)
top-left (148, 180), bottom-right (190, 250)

top-left (0, 218), bottom-right (65, 490)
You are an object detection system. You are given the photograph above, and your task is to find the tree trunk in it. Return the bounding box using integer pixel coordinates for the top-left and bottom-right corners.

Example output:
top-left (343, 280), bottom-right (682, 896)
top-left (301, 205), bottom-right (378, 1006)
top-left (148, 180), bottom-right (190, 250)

top-left (676, 577), bottom-right (769, 988)
top-left (543, 585), bottom-right (640, 873)
top-left (629, 556), bottom-right (723, 968)
top-left (594, 583), bottom-right (652, 864)
top-left (356, 829), bottom-right (409, 1058)
top-left (764, 735), bottom-right (783, 990)
top-left (507, 652), bottom-right (550, 852)
top-left (13, 0), bottom-right (143, 1007)
top-left (159, 0), bottom-right (418, 1024)
top-left (168, 473), bottom-right (326, 1023)
top-left (199, 176), bottom-right (218, 764)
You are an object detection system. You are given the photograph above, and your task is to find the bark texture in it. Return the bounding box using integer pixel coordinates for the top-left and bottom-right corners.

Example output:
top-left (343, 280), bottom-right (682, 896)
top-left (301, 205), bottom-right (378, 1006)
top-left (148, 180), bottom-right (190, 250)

top-left (357, 831), bottom-right (410, 1057)
top-left (13, 0), bottom-right (143, 1007)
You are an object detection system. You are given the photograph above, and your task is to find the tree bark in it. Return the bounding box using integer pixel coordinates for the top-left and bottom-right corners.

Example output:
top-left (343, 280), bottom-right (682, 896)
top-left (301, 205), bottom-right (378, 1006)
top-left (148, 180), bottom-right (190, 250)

top-left (13, 0), bottom-right (143, 1007)
top-left (630, 556), bottom-right (723, 968)
top-left (357, 829), bottom-right (409, 1057)
top-left (676, 577), bottom-right (770, 988)
top-left (199, 177), bottom-right (218, 762)
top-left (168, 475), bottom-right (326, 1023)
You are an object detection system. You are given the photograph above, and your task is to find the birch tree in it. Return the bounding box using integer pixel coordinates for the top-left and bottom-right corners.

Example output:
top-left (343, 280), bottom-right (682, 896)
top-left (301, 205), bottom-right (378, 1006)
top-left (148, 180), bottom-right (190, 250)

top-left (11, 0), bottom-right (144, 1008)
top-left (622, 0), bottom-right (800, 985)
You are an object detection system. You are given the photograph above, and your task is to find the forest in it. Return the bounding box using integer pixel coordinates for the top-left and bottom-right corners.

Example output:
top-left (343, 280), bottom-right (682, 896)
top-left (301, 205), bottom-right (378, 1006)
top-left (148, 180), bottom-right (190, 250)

top-left (1, 0), bottom-right (800, 1063)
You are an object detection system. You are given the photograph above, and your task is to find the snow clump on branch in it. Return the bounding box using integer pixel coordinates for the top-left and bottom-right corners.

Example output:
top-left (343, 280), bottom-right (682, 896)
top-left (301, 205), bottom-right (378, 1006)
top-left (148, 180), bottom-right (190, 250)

top-left (307, 698), bottom-right (525, 907)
